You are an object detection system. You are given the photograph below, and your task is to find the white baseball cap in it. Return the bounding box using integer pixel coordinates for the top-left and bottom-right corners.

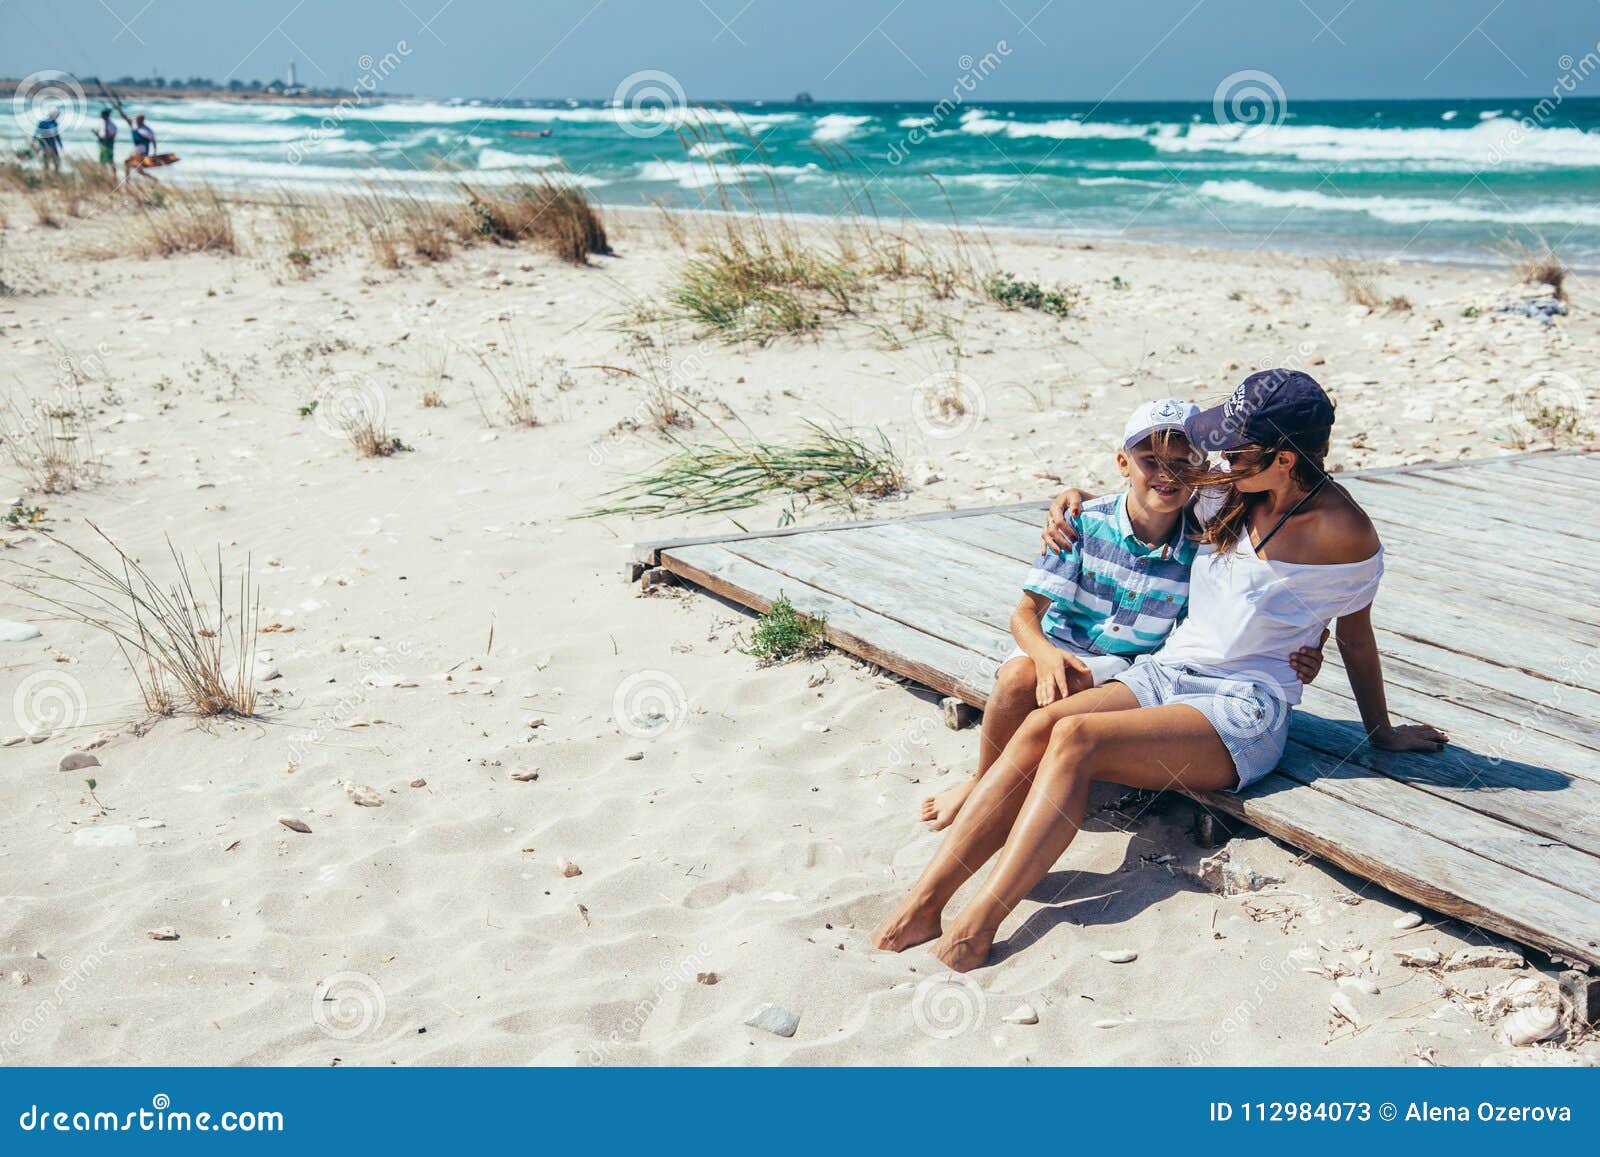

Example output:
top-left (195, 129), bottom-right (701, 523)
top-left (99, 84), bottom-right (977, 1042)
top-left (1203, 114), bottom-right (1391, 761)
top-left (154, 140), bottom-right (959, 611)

top-left (1123, 398), bottom-right (1199, 449)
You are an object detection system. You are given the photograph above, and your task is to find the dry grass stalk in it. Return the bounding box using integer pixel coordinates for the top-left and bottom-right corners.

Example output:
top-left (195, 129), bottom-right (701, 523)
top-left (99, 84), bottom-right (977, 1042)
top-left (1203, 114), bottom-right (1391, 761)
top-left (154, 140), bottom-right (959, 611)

top-left (137, 184), bottom-right (236, 256)
top-left (11, 523), bottom-right (260, 718)
top-left (1, 388), bottom-right (97, 493)
top-left (1329, 257), bottom-right (1383, 309)
top-left (465, 327), bottom-right (569, 427)
top-left (1499, 235), bottom-right (1569, 301)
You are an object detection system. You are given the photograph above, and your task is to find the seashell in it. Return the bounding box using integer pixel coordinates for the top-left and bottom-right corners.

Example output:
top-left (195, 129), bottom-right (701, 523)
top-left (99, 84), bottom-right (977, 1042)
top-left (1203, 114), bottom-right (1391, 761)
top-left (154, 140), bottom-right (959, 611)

top-left (556, 857), bottom-right (582, 878)
top-left (146, 927), bottom-right (180, 941)
top-left (511, 769), bottom-right (540, 782)
top-left (1338, 976), bottom-right (1381, 996)
top-left (1392, 912), bottom-right (1423, 930)
top-left (1497, 1006), bottom-right (1560, 1048)
top-left (1002, 1003), bottom-right (1039, 1025)
top-left (1092, 1018), bottom-right (1125, 1029)
top-left (1442, 946), bottom-right (1523, 972)
top-left (1329, 991), bottom-right (1362, 1027)
top-left (696, 972), bottom-right (719, 986)
top-left (58, 752), bottom-right (100, 772)
top-left (344, 783), bottom-right (383, 807)
top-left (409, 778), bottom-right (427, 788)
top-left (1099, 949), bottom-right (1138, 964)
top-left (278, 817), bottom-right (312, 834)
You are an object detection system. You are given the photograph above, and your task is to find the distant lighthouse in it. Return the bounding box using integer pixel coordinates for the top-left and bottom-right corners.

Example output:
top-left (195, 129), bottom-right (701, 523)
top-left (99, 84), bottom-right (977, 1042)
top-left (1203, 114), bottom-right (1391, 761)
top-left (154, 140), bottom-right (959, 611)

top-left (287, 60), bottom-right (297, 88)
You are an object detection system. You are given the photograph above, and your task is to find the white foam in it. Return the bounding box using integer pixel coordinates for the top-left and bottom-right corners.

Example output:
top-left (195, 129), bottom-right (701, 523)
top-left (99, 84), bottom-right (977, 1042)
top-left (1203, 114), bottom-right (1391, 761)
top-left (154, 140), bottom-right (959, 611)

top-left (634, 159), bottom-right (813, 189)
top-left (811, 113), bottom-right (872, 142)
top-left (477, 147), bottom-right (561, 169)
top-left (1196, 178), bottom-right (1600, 227)
top-left (1155, 118), bottom-right (1600, 167)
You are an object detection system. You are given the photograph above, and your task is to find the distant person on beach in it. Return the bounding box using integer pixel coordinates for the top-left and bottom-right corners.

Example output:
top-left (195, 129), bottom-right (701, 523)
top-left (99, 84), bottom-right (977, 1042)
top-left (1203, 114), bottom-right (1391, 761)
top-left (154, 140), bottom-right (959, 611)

top-left (121, 111), bottom-right (157, 180)
top-left (877, 371), bottom-right (1448, 972)
top-left (93, 108), bottom-right (118, 172)
top-left (919, 399), bottom-right (1328, 831)
top-left (32, 107), bottom-right (63, 174)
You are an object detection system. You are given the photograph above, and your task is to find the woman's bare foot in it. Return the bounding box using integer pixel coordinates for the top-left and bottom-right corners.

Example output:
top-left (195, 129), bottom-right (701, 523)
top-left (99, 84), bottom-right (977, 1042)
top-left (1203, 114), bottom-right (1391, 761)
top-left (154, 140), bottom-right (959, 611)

top-left (931, 922), bottom-right (997, 973)
top-left (872, 900), bottom-right (943, 952)
top-left (919, 777), bottom-right (975, 830)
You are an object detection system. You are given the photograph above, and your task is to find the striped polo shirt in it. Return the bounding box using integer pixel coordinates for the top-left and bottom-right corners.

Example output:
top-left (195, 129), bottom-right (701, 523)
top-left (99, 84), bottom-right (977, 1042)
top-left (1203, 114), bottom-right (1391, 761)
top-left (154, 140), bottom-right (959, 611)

top-left (1023, 493), bottom-right (1197, 658)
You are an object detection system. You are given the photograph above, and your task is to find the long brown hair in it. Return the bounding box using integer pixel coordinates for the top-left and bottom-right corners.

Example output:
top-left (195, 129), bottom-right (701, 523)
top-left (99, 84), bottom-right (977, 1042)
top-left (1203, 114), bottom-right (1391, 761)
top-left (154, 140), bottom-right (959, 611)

top-left (1165, 437), bottom-right (1330, 555)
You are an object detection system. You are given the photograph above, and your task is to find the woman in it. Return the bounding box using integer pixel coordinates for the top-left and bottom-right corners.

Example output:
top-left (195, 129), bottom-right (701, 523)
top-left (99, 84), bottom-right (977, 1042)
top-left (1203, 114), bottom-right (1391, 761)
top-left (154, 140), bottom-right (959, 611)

top-left (873, 369), bottom-right (1449, 973)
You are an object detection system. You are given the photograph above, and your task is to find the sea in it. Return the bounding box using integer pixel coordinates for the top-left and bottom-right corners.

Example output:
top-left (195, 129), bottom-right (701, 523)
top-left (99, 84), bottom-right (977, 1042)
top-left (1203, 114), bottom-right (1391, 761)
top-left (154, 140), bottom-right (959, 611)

top-left (22, 95), bottom-right (1600, 267)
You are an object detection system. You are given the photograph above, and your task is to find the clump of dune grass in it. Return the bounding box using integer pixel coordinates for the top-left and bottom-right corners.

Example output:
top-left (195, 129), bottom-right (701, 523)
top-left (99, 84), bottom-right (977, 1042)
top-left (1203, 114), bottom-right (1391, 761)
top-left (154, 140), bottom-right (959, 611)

top-left (465, 326), bottom-right (571, 427)
top-left (271, 193), bottom-right (329, 277)
top-left (396, 194), bottom-right (461, 263)
top-left (658, 121), bottom-right (990, 344)
top-left (1, 389), bottom-right (98, 494)
top-left (28, 191), bottom-right (60, 228)
top-left (985, 270), bottom-right (1082, 317)
top-left (343, 410), bottom-right (409, 457)
top-left (349, 189), bottom-right (405, 268)
top-left (418, 338), bottom-right (449, 407)
top-left (739, 594), bottom-right (829, 665)
top-left (586, 420), bottom-right (904, 519)
top-left (1498, 235), bottom-right (1569, 301)
top-left (10, 523), bottom-right (260, 718)
top-left (462, 177), bottom-right (610, 265)
top-left (1329, 257), bottom-right (1383, 309)
top-left (136, 184), bottom-right (236, 256)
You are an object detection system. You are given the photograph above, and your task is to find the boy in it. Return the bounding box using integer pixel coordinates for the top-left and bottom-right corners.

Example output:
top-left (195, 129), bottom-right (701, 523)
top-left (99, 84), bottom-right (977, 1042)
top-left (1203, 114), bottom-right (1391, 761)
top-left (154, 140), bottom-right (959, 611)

top-left (920, 399), bottom-right (1324, 829)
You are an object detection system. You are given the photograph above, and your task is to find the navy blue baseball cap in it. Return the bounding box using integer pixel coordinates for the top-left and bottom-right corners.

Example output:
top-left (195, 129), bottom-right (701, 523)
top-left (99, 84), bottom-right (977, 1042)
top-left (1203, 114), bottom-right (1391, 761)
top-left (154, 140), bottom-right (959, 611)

top-left (1185, 369), bottom-right (1335, 453)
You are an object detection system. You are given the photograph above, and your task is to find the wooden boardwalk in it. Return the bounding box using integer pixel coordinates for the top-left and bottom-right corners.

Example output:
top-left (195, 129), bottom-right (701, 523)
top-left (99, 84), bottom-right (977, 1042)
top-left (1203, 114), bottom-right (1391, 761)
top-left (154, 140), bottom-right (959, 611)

top-left (634, 452), bottom-right (1600, 969)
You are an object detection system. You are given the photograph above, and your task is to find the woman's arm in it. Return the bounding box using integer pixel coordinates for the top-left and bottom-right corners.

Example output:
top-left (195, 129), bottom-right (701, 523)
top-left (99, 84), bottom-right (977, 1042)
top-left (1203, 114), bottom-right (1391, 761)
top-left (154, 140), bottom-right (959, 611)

top-left (1335, 603), bottom-right (1449, 751)
top-left (1041, 488), bottom-right (1098, 554)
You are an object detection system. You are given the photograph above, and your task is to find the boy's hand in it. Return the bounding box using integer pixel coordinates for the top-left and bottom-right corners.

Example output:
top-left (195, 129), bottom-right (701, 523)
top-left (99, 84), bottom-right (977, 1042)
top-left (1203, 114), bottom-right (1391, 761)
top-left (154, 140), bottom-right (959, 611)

top-left (1288, 628), bottom-right (1330, 684)
top-left (1031, 646), bottom-right (1090, 706)
top-left (1041, 488), bottom-right (1096, 555)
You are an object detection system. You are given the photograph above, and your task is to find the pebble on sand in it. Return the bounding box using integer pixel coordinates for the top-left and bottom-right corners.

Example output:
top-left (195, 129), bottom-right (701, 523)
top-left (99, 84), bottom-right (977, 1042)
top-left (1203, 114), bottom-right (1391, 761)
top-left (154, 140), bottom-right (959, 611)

top-left (58, 752), bottom-right (101, 773)
top-left (1002, 1004), bottom-right (1039, 1025)
top-left (696, 972), bottom-right (720, 985)
top-left (1394, 948), bottom-right (1442, 967)
top-left (278, 817), bottom-right (313, 834)
top-left (1392, 912), bottom-right (1424, 930)
top-left (744, 1003), bottom-right (800, 1038)
top-left (0, 620), bottom-right (43, 643)
top-left (409, 778), bottom-right (427, 788)
top-left (344, 783), bottom-right (383, 807)
top-left (557, 857), bottom-right (582, 878)
top-left (1443, 946), bottom-right (1524, 972)
top-left (146, 927), bottom-right (180, 941)
top-left (1099, 949), bottom-right (1138, 964)
top-left (1329, 991), bottom-right (1362, 1027)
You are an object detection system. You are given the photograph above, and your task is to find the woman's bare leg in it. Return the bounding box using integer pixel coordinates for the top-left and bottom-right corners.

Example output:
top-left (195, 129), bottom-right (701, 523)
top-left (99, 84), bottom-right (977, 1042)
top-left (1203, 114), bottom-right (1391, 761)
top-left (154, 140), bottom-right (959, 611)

top-left (873, 682), bottom-right (1139, 951)
top-left (931, 703), bottom-right (1238, 971)
top-left (921, 656), bottom-right (1037, 830)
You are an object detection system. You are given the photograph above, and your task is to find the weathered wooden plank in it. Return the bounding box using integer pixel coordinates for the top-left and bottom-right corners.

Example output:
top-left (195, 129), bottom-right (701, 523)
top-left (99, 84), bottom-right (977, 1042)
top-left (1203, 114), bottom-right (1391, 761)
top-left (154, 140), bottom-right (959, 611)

top-left (723, 529), bottom-right (1017, 649)
top-left (1357, 474), bottom-right (1600, 546)
top-left (1503, 455), bottom-right (1599, 484)
top-left (659, 543), bottom-right (1001, 706)
top-left (1282, 706), bottom-right (1600, 854)
top-left (1375, 549), bottom-right (1600, 630)
top-left (1199, 768), bottom-right (1600, 966)
top-left (1276, 742), bottom-right (1600, 901)
top-left (1422, 462), bottom-right (1592, 502)
top-left (1346, 492), bottom-right (1600, 583)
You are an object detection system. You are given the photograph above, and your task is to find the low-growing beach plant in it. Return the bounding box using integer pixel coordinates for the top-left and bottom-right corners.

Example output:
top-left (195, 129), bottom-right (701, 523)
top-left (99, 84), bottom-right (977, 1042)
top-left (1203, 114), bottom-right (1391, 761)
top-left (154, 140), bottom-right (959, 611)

top-left (10, 523), bottom-right (261, 719)
top-left (739, 594), bottom-right (829, 665)
top-left (462, 177), bottom-right (610, 265)
top-left (465, 327), bottom-right (571, 427)
top-left (586, 420), bottom-right (904, 520)
top-left (984, 270), bottom-right (1082, 317)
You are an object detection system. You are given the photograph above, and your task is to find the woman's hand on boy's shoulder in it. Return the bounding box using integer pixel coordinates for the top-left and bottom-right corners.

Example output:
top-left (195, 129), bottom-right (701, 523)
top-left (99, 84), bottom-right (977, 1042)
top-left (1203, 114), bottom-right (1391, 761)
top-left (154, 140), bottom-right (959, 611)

top-left (1041, 488), bottom-right (1096, 555)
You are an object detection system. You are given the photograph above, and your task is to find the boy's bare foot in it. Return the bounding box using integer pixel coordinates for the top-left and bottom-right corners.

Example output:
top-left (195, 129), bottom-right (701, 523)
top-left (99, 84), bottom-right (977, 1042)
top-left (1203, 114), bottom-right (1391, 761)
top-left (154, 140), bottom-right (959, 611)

top-left (931, 921), bottom-right (997, 973)
top-left (872, 901), bottom-right (943, 952)
top-left (919, 778), bottom-right (975, 830)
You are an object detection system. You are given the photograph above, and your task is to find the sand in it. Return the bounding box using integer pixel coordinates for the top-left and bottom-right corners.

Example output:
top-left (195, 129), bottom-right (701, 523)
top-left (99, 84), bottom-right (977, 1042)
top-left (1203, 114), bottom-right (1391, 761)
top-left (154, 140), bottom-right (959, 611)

top-left (1, 190), bottom-right (1596, 1066)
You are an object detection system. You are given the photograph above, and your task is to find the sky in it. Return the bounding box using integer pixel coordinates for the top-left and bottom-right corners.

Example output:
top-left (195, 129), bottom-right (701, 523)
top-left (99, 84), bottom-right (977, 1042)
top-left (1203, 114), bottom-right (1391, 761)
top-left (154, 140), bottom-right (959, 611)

top-left (2, 0), bottom-right (1597, 102)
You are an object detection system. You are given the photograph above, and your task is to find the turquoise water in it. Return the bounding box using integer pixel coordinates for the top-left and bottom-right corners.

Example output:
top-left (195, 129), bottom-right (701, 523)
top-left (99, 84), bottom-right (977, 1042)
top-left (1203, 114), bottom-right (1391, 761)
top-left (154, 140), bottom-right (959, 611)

top-left (23, 95), bottom-right (1600, 265)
